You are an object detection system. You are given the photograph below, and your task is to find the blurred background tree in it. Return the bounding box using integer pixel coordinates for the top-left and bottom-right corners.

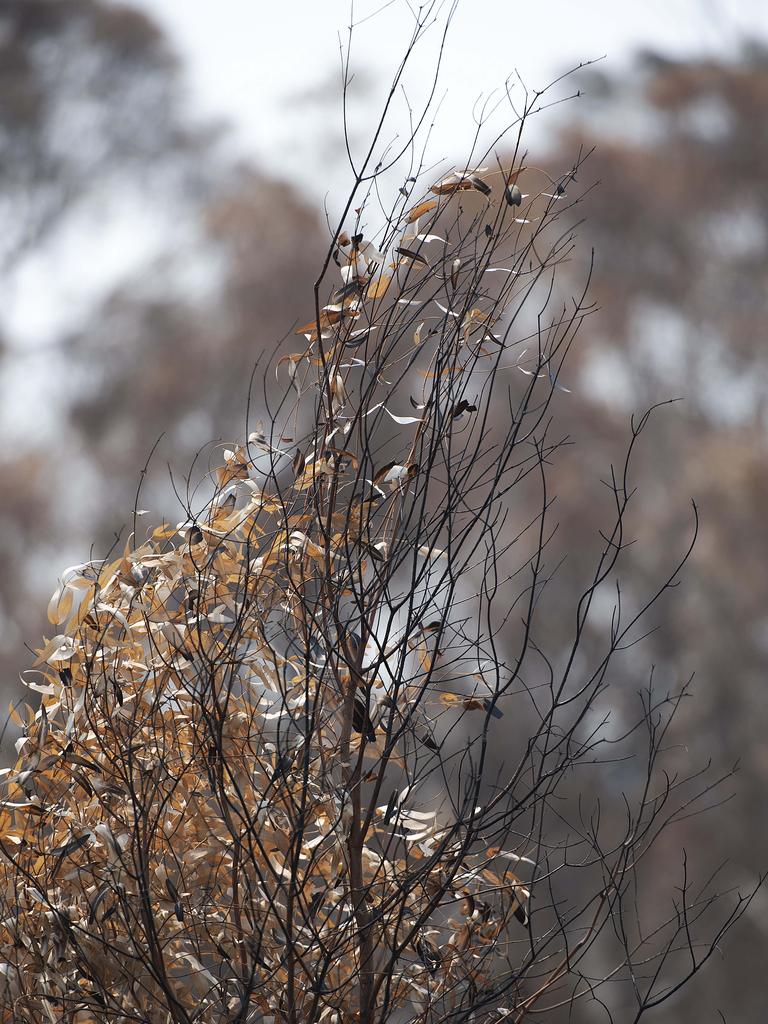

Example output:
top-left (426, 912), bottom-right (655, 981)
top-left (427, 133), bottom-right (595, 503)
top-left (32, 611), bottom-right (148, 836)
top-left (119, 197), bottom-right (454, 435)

top-left (0, 0), bottom-right (325, 695)
top-left (0, 1), bottom-right (766, 1020)
top-left (535, 44), bottom-right (768, 1022)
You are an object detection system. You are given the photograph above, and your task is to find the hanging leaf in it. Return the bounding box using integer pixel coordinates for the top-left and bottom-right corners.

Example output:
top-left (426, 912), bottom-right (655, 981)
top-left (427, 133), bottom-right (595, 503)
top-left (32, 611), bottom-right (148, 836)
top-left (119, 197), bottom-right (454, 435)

top-left (367, 271), bottom-right (393, 300)
top-left (88, 884), bottom-right (113, 925)
top-left (505, 184), bottom-right (522, 207)
top-left (483, 699), bottom-right (503, 720)
top-left (373, 462), bottom-right (403, 487)
top-left (33, 635), bottom-right (78, 667)
top-left (277, 351), bottom-right (305, 380)
top-left (450, 258), bottom-right (460, 290)
top-left (470, 175), bottom-right (492, 195)
top-left (430, 176), bottom-right (475, 196)
top-left (51, 833), bottom-right (91, 859)
top-left (395, 246), bottom-right (428, 268)
top-left (416, 936), bottom-right (441, 974)
top-left (344, 329), bottom-right (371, 347)
top-left (452, 399), bottom-right (477, 419)
top-left (294, 306), bottom-right (359, 338)
top-left (406, 199), bottom-right (438, 223)
top-left (352, 694), bottom-right (377, 743)
top-left (382, 407), bottom-right (422, 425)
top-left (334, 279), bottom-right (364, 302)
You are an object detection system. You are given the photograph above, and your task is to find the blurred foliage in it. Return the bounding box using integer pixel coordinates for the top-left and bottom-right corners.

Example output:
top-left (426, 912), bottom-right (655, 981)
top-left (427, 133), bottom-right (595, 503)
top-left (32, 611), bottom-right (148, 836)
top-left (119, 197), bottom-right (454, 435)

top-left (536, 43), bottom-right (768, 1023)
top-left (0, 0), bottom-right (325, 695)
top-left (0, 0), bottom-right (191, 269)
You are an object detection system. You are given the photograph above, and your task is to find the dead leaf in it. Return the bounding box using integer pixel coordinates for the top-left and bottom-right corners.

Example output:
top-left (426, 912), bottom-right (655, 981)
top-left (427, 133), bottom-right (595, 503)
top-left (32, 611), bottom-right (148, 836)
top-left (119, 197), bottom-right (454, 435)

top-left (406, 199), bottom-right (438, 223)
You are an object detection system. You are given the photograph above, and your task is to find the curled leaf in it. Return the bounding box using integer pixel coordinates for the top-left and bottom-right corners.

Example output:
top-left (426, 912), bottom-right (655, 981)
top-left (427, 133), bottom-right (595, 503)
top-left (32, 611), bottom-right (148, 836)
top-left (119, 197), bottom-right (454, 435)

top-left (450, 258), bottom-right (460, 290)
top-left (505, 184), bottom-right (522, 207)
top-left (430, 176), bottom-right (475, 196)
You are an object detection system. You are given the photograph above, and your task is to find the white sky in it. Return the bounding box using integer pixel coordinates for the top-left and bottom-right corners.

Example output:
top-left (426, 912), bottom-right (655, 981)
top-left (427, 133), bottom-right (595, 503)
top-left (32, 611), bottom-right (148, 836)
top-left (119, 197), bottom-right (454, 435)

top-left (130, 0), bottom-right (768, 191)
top-left (5, 0), bottom-right (768, 439)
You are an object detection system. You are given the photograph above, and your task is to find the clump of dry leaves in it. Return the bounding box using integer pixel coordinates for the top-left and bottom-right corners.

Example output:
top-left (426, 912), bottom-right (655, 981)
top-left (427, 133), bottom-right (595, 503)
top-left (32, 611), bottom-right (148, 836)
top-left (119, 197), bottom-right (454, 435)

top-left (0, 161), bottom-right (584, 1024)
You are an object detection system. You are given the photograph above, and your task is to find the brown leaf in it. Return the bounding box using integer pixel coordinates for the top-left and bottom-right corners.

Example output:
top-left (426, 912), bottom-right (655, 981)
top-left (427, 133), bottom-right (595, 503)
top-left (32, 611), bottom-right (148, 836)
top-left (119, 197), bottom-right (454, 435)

top-left (506, 164), bottom-right (526, 186)
top-left (395, 246), bottom-right (428, 268)
top-left (294, 306), bottom-right (359, 337)
top-left (367, 272), bottom-right (393, 300)
top-left (430, 177), bottom-right (475, 196)
top-left (406, 199), bottom-right (438, 223)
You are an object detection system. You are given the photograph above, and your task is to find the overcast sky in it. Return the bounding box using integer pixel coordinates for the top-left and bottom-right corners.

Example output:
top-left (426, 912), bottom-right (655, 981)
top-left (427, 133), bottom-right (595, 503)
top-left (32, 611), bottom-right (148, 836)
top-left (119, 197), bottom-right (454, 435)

top-left (6, 0), bottom-right (768, 436)
top-left (131, 0), bottom-right (768, 191)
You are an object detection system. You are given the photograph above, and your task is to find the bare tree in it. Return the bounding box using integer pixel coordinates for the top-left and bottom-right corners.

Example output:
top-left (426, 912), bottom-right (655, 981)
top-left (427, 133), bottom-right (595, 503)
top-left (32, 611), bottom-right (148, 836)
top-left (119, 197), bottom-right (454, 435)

top-left (0, 6), bottom-right (757, 1022)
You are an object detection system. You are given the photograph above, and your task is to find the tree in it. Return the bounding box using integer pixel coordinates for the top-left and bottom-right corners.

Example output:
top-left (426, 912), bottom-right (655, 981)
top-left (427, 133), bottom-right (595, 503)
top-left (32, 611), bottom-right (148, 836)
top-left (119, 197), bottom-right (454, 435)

top-left (0, 7), bottom-right (756, 1023)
